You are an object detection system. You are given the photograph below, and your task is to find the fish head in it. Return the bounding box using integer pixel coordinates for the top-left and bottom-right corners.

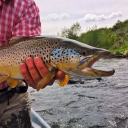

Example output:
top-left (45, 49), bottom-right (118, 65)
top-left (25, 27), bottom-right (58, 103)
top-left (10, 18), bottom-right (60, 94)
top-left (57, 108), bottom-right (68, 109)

top-left (50, 38), bottom-right (115, 79)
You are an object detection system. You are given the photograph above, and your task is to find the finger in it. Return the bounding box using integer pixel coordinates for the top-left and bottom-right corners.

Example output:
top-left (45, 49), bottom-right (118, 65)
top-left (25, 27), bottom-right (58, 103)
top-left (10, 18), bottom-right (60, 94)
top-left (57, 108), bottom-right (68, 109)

top-left (20, 63), bottom-right (36, 89)
top-left (34, 57), bottom-right (49, 77)
top-left (26, 57), bottom-right (42, 83)
top-left (55, 71), bottom-right (65, 80)
top-left (47, 79), bottom-right (55, 85)
top-left (41, 79), bottom-right (55, 89)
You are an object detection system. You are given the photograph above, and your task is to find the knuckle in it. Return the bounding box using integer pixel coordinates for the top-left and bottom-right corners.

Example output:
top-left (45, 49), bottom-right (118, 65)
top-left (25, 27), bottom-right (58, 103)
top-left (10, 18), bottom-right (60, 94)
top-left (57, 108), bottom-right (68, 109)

top-left (33, 86), bottom-right (37, 89)
top-left (37, 64), bottom-right (45, 70)
top-left (26, 81), bottom-right (37, 89)
top-left (34, 77), bottom-right (41, 83)
top-left (24, 78), bottom-right (30, 84)
top-left (48, 80), bottom-right (54, 85)
top-left (28, 65), bottom-right (35, 70)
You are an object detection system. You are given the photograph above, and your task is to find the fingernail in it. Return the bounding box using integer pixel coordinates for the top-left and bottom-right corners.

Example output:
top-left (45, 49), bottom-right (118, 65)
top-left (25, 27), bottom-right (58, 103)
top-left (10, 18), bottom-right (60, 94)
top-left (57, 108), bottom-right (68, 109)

top-left (26, 57), bottom-right (33, 64)
top-left (20, 63), bottom-right (26, 69)
top-left (58, 76), bottom-right (65, 82)
top-left (34, 57), bottom-right (41, 64)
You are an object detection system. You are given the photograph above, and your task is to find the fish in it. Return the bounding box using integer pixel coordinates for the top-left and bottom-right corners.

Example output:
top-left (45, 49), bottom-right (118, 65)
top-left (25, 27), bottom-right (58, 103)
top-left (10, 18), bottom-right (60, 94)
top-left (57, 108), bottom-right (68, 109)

top-left (0, 36), bottom-right (115, 91)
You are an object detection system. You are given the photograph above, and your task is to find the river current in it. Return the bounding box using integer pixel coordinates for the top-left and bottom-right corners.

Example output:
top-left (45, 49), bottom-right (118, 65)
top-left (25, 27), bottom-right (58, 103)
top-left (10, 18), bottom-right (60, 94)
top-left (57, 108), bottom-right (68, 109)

top-left (29, 58), bottom-right (128, 128)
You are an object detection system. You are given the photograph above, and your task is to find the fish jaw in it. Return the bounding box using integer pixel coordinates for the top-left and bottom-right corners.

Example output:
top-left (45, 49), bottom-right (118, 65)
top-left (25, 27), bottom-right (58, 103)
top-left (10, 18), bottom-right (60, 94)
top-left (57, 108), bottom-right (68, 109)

top-left (77, 50), bottom-right (115, 78)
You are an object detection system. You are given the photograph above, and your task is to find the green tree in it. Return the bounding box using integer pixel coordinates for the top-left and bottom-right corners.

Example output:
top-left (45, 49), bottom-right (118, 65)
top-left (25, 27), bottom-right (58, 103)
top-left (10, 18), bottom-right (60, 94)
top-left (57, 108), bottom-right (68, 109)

top-left (58, 22), bottom-right (81, 40)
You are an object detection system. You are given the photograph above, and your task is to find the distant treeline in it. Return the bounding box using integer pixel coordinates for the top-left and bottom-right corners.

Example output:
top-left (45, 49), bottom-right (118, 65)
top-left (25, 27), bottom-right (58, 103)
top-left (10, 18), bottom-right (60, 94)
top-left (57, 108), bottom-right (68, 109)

top-left (58, 20), bottom-right (128, 57)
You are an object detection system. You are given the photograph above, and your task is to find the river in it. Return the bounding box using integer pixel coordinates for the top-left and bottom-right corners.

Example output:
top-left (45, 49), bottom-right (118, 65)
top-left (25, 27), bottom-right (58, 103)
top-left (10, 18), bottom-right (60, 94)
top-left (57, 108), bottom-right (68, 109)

top-left (28, 58), bottom-right (128, 128)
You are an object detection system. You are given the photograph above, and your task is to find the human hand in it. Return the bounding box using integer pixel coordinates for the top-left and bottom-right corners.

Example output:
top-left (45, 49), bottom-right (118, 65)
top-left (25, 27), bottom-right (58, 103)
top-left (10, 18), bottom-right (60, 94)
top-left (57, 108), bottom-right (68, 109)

top-left (20, 57), bottom-right (65, 89)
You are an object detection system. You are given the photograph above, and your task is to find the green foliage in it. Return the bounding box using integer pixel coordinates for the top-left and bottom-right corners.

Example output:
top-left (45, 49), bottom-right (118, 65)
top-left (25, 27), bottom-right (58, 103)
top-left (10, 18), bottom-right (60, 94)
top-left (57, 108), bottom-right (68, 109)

top-left (115, 50), bottom-right (122, 55)
top-left (111, 20), bottom-right (123, 31)
top-left (58, 19), bottom-right (128, 56)
top-left (77, 19), bottom-right (128, 54)
top-left (126, 33), bottom-right (128, 38)
top-left (58, 22), bottom-right (81, 40)
top-left (78, 27), bottom-right (114, 49)
top-left (126, 52), bottom-right (128, 58)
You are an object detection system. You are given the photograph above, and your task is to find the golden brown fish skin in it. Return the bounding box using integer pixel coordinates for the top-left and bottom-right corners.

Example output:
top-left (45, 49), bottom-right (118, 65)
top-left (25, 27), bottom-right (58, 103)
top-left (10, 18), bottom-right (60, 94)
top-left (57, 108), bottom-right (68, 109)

top-left (0, 37), bottom-right (61, 78)
top-left (0, 36), bottom-right (115, 90)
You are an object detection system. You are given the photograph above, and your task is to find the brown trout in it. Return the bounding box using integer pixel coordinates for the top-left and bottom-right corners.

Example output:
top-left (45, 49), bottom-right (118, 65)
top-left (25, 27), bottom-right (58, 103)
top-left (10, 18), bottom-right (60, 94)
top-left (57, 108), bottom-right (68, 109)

top-left (0, 36), bottom-right (115, 91)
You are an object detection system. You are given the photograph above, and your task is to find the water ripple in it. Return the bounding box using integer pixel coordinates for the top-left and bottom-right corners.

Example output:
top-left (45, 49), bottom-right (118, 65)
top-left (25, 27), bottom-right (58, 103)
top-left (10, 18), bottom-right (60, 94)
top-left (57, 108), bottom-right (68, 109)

top-left (29, 58), bottom-right (128, 128)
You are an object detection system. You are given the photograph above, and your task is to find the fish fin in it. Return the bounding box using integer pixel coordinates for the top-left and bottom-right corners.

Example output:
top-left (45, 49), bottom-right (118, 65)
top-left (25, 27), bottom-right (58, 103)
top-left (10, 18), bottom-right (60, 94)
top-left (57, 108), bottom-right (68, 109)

top-left (9, 36), bottom-right (32, 44)
top-left (37, 70), bottom-right (57, 91)
top-left (0, 76), bottom-right (9, 83)
top-left (7, 78), bottom-right (19, 88)
top-left (9, 36), bottom-right (41, 44)
top-left (9, 36), bottom-right (23, 44)
top-left (57, 75), bottom-right (69, 87)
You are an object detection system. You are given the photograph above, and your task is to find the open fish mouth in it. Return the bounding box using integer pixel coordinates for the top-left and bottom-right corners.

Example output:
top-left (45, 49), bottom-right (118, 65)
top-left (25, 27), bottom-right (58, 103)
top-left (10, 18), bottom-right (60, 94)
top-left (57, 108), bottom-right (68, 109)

top-left (79, 51), bottom-right (115, 77)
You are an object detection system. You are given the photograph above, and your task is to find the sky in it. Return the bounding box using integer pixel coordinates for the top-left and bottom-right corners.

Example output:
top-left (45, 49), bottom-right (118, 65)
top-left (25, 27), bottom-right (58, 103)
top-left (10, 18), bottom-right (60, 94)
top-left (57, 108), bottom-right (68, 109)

top-left (34, 0), bottom-right (128, 35)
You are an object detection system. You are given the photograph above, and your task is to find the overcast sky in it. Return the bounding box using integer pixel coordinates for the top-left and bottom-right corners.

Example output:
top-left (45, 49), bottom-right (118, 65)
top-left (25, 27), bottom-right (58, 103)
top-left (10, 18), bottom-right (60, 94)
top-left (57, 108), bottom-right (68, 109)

top-left (34, 0), bottom-right (128, 35)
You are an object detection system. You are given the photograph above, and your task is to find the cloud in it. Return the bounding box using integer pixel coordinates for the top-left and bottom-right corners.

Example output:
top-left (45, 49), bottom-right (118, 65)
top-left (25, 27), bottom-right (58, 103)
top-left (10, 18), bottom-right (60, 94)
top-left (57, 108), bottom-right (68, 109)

top-left (78, 11), bottom-right (123, 22)
top-left (43, 13), bottom-right (70, 20)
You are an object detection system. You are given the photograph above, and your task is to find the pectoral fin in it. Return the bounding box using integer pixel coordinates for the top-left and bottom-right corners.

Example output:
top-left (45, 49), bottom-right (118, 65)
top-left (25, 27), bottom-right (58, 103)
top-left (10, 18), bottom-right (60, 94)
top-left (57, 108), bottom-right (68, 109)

top-left (37, 70), bottom-right (58, 91)
top-left (7, 78), bottom-right (19, 88)
top-left (0, 76), bottom-right (9, 83)
top-left (57, 75), bottom-right (69, 87)
top-left (0, 76), bottom-right (19, 88)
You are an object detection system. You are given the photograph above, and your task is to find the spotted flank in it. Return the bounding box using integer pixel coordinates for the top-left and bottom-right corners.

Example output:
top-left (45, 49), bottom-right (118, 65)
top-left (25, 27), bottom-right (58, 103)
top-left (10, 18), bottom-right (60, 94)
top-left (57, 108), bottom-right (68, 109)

top-left (0, 36), bottom-right (115, 91)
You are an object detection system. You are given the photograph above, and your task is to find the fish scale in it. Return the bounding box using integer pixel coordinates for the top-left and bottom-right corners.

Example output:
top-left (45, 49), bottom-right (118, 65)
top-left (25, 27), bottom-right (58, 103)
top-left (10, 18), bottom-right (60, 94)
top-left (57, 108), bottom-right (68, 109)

top-left (0, 36), bottom-right (115, 91)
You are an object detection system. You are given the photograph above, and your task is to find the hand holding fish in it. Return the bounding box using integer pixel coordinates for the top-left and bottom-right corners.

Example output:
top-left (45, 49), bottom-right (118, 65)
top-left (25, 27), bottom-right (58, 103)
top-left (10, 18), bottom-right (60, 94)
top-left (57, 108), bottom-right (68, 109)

top-left (20, 57), bottom-right (65, 89)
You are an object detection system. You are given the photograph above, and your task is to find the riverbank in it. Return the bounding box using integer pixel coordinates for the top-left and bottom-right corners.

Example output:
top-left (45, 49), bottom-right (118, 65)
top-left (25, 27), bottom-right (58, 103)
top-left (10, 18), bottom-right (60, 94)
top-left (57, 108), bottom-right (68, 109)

top-left (77, 19), bottom-right (128, 58)
top-left (58, 20), bottom-right (128, 58)
top-left (109, 53), bottom-right (128, 58)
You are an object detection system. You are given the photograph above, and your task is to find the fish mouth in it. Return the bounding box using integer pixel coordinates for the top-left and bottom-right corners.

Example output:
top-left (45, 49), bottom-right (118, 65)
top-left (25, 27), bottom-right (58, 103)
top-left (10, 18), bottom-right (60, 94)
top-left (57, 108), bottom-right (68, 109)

top-left (78, 51), bottom-right (115, 77)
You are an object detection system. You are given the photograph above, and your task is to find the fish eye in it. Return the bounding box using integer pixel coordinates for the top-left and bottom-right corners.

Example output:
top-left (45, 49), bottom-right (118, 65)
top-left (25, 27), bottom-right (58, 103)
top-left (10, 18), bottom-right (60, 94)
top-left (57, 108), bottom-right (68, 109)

top-left (82, 51), bottom-right (87, 56)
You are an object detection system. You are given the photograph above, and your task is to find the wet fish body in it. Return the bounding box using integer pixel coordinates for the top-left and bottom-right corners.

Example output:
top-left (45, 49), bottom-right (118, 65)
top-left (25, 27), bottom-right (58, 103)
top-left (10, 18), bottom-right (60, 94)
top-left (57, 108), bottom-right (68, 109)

top-left (0, 36), bottom-right (115, 90)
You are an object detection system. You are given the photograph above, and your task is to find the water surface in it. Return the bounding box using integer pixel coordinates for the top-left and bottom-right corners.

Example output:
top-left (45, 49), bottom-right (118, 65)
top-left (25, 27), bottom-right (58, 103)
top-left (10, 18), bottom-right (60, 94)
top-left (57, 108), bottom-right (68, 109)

top-left (29, 58), bottom-right (128, 128)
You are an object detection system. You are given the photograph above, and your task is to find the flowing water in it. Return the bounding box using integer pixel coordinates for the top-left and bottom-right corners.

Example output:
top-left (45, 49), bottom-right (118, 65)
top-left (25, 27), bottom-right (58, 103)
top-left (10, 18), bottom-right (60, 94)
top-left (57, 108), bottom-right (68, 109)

top-left (29, 58), bottom-right (128, 128)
